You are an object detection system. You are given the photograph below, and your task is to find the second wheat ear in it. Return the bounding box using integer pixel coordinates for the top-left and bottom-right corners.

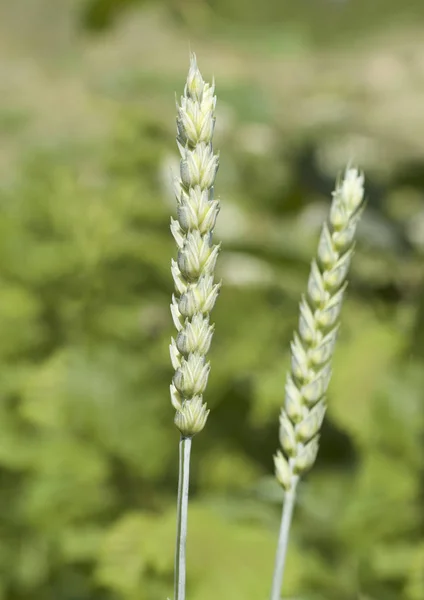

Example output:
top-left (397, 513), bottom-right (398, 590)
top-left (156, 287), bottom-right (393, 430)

top-left (270, 168), bottom-right (366, 600)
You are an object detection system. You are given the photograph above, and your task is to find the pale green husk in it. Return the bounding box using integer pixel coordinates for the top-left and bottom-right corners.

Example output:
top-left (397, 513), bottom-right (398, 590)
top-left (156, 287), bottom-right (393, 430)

top-left (169, 54), bottom-right (220, 437)
top-left (274, 168), bottom-right (365, 490)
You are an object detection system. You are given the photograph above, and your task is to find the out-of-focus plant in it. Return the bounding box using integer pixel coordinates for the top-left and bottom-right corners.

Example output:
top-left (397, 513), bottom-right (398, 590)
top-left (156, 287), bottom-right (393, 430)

top-left (271, 169), bottom-right (365, 599)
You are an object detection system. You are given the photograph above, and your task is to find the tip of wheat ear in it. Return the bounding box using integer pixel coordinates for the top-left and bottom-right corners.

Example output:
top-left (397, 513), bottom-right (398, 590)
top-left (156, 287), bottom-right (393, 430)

top-left (275, 168), bottom-right (365, 490)
top-left (169, 56), bottom-right (220, 437)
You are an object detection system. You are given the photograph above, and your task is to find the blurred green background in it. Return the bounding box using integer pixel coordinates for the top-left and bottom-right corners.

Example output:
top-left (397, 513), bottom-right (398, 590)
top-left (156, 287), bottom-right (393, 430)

top-left (0, 1), bottom-right (423, 599)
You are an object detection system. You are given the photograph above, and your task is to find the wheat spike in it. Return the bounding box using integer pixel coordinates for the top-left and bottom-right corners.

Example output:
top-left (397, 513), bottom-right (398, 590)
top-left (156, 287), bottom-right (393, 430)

top-left (170, 54), bottom-right (220, 435)
top-left (274, 168), bottom-right (365, 490)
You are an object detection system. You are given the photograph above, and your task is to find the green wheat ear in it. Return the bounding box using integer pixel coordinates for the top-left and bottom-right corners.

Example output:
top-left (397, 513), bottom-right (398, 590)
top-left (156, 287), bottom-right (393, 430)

top-left (271, 168), bottom-right (366, 600)
top-left (170, 54), bottom-right (220, 600)
top-left (170, 52), bottom-right (220, 437)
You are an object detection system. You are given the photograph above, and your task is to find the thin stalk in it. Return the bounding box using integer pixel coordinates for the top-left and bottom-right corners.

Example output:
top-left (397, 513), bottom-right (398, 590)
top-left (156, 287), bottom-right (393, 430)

top-left (174, 435), bottom-right (192, 600)
top-left (270, 480), bottom-right (298, 600)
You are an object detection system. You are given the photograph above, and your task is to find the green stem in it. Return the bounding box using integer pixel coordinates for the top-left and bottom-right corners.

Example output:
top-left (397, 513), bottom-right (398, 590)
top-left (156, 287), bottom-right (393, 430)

top-left (174, 436), bottom-right (192, 600)
top-left (270, 480), bottom-right (298, 600)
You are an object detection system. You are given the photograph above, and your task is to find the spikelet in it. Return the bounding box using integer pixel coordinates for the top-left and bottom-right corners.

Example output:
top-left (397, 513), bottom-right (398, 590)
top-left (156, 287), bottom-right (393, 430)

top-left (274, 169), bottom-right (365, 490)
top-left (169, 54), bottom-right (220, 437)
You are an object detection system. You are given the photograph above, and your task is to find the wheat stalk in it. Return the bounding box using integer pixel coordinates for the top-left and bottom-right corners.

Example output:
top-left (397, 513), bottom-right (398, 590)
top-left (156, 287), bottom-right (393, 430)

top-left (170, 53), bottom-right (220, 600)
top-left (270, 168), bottom-right (366, 600)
